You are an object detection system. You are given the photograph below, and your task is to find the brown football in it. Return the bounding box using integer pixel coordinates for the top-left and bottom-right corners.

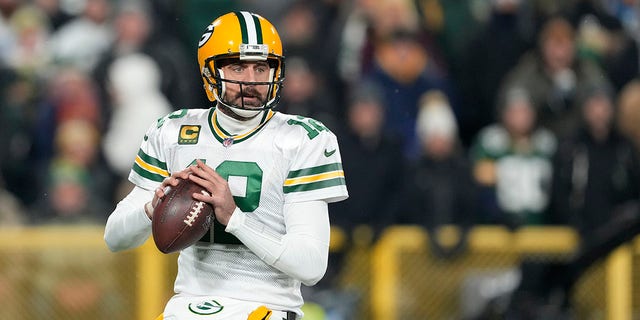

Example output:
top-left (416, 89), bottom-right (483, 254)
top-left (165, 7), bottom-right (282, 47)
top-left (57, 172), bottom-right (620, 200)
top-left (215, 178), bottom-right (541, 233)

top-left (152, 178), bottom-right (213, 254)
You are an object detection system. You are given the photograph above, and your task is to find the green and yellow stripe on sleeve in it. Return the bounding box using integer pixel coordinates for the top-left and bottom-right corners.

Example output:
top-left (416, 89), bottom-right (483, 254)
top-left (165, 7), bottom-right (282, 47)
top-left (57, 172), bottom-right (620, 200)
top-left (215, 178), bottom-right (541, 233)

top-left (132, 149), bottom-right (169, 182)
top-left (283, 163), bottom-right (345, 193)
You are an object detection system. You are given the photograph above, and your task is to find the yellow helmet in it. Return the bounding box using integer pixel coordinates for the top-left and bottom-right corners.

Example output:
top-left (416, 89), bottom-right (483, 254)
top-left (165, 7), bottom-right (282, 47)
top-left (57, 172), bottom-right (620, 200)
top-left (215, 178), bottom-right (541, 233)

top-left (197, 11), bottom-right (285, 111)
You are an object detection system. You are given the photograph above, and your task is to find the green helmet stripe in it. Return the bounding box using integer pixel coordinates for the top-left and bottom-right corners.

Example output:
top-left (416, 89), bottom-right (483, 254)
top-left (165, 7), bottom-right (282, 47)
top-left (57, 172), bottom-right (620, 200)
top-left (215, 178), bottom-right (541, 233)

top-left (234, 11), bottom-right (249, 43)
top-left (234, 11), bottom-right (262, 44)
top-left (251, 14), bottom-right (263, 44)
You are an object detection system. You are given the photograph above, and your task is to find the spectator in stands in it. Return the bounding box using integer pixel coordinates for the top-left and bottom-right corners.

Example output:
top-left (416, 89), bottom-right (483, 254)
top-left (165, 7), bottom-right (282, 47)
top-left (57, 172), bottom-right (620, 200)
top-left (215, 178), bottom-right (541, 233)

top-left (32, 68), bottom-right (102, 166)
top-left (331, 81), bottom-right (405, 238)
top-left (362, 29), bottom-right (452, 159)
top-left (4, 4), bottom-right (50, 75)
top-left (0, 0), bottom-right (21, 63)
top-left (550, 84), bottom-right (640, 243)
top-left (399, 90), bottom-right (477, 258)
top-left (47, 0), bottom-right (113, 72)
top-left (335, 0), bottom-right (374, 86)
top-left (336, 0), bottom-right (449, 97)
top-left (33, 0), bottom-right (72, 31)
top-left (414, 0), bottom-right (480, 69)
top-left (457, 0), bottom-right (534, 145)
top-left (278, 1), bottom-right (324, 68)
top-left (278, 56), bottom-right (339, 131)
top-left (616, 78), bottom-right (640, 152)
top-left (93, 0), bottom-right (200, 114)
top-left (31, 119), bottom-right (111, 224)
top-left (101, 53), bottom-right (172, 199)
top-left (0, 65), bottom-right (40, 206)
top-left (601, 0), bottom-right (640, 36)
top-left (568, 1), bottom-right (639, 92)
top-left (315, 82), bottom-right (404, 320)
top-left (0, 5), bottom-right (51, 201)
top-left (277, 1), bottom-right (348, 117)
top-left (470, 87), bottom-right (557, 227)
top-left (36, 162), bottom-right (102, 224)
top-left (499, 15), bottom-right (612, 139)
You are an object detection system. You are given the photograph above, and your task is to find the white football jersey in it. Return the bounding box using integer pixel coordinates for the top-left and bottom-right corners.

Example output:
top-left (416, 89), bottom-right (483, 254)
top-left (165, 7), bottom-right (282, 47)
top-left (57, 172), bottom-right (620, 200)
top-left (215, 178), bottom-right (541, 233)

top-left (128, 108), bottom-right (348, 311)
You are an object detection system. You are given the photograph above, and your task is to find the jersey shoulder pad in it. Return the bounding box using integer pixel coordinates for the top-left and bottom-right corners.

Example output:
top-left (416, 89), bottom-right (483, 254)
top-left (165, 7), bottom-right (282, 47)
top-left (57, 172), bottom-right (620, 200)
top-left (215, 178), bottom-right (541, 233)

top-left (155, 108), bottom-right (210, 128)
top-left (275, 113), bottom-right (337, 142)
top-left (276, 113), bottom-right (348, 203)
top-left (129, 108), bottom-right (211, 188)
top-left (150, 108), bottom-right (211, 142)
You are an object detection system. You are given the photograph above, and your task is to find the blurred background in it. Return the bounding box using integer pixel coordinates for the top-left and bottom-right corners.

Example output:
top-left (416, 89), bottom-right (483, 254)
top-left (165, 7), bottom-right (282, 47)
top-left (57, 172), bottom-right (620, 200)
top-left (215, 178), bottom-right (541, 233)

top-left (1, 0), bottom-right (640, 319)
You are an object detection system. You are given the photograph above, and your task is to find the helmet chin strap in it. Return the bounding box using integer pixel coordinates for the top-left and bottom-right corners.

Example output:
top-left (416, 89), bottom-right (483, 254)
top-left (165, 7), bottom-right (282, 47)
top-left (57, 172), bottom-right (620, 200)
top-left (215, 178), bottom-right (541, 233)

top-left (227, 105), bottom-right (263, 118)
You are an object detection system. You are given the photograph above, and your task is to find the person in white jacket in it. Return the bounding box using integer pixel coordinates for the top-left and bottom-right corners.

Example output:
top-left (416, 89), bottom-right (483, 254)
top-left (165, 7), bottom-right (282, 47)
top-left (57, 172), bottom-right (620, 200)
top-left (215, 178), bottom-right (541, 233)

top-left (102, 53), bottom-right (172, 178)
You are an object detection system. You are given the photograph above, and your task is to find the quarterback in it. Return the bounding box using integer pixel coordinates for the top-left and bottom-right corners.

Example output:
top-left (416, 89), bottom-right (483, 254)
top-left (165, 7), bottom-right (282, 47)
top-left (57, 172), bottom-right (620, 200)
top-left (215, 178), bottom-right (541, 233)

top-left (104, 11), bottom-right (348, 320)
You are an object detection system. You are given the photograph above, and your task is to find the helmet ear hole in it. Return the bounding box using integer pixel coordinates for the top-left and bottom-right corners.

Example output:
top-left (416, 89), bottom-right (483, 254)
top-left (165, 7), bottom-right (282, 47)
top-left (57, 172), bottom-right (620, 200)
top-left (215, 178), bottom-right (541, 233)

top-left (267, 59), bottom-right (278, 69)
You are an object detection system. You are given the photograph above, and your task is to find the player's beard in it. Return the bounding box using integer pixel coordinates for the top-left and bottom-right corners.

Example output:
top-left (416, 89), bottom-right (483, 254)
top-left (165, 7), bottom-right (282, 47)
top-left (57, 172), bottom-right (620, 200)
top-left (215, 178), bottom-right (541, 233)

top-left (235, 85), bottom-right (267, 109)
top-left (219, 85), bottom-right (268, 120)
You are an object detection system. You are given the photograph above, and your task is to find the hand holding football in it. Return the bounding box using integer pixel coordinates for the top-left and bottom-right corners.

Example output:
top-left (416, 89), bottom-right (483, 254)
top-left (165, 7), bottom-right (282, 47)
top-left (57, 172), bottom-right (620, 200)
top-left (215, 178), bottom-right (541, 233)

top-left (152, 178), bottom-right (213, 253)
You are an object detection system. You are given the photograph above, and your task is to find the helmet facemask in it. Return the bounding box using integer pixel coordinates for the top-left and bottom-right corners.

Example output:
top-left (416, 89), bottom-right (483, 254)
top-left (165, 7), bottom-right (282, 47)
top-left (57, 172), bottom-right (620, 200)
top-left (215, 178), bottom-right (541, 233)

top-left (202, 53), bottom-right (284, 117)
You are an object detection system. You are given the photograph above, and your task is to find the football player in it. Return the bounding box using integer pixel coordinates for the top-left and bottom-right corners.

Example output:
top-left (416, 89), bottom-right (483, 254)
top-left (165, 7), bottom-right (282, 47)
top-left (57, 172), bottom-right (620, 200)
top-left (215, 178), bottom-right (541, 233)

top-left (104, 11), bottom-right (348, 320)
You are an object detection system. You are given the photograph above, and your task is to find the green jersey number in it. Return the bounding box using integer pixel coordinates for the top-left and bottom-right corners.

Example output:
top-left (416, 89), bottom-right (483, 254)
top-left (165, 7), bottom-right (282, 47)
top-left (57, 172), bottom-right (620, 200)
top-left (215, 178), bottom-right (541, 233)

top-left (157, 109), bottom-right (187, 128)
top-left (200, 160), bottom-right (263, 245)
top-left (287, 116), bottom-right (328, 139)
top-left (216, 161), bottom-right (262, 212)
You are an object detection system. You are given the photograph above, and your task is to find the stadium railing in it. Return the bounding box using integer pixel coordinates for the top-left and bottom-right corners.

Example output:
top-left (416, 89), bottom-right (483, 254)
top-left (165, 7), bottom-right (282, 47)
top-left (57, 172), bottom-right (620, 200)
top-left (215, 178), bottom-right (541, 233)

top-left (0, 225), bottom-right (637, 319)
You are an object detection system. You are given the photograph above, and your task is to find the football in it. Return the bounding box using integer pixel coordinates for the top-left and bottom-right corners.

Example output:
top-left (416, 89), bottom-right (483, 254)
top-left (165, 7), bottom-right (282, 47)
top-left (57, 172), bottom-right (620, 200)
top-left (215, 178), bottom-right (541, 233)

top-left (152, 178), bottom-right (213, 253)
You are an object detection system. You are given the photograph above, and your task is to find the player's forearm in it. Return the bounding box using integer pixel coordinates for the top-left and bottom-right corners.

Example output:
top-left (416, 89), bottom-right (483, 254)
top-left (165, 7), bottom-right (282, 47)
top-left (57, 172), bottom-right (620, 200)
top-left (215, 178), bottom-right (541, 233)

top-left (104, 186), bottom-right (154, 252)
top-left (226, 201), bottom-right (330, 286)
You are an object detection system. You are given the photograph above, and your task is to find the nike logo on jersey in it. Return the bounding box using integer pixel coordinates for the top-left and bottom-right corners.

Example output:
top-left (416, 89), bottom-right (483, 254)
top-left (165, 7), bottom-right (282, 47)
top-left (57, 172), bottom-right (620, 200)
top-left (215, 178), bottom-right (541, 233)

top-left (324, 148), bottom-right (336, 157)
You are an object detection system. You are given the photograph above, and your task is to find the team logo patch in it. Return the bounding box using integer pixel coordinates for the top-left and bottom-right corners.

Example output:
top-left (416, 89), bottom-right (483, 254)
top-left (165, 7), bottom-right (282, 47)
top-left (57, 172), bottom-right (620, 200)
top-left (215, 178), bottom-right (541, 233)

top-left (188, 299), bottom-right (224, 315)
top-left (199, 24), bottom-right (214, 47)
top-left (179, 125), bottom-right (201, 144)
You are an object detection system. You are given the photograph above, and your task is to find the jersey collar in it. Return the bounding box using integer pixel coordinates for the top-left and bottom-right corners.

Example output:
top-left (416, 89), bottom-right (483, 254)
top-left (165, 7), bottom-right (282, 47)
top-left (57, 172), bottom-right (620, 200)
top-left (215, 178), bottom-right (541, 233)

top-left (208, 108), bottom-right (275, 145)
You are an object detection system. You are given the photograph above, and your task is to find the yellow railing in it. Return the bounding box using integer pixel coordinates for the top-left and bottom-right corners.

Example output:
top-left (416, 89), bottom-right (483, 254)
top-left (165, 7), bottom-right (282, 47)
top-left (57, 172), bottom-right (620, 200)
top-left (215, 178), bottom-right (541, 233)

top-left (0, 226), bottom-right (166, 319)
top-left (0, 225), bottom-right (350, 320)
top-left (0, 225), bottom-right (637, 319)
top-left (370, 225), bottom-right (638, 320)
top-left (136, 239), bottom-right (169, 320)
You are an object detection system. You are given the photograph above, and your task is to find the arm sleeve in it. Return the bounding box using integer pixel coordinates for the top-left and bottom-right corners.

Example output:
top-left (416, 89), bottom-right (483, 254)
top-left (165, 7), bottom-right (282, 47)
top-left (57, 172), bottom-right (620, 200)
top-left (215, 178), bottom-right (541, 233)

top-left (104, 186), bottom-right (154, 252)
top-left (225, 200), bottom-right (330, 286)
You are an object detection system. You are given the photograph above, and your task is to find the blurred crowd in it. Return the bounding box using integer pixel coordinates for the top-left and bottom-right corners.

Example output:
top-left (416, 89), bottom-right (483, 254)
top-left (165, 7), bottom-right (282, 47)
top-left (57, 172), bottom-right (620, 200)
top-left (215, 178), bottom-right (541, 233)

top-left (0, 0), bottom-right (639, 318)
top-left (0, 0), bottom-right (639, 247)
